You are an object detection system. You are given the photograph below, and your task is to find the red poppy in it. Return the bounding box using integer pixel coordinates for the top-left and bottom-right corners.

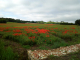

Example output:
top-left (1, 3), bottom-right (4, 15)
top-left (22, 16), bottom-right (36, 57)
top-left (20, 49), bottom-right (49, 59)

top-left (13, 33), bottom-right (22, 36)
top-left (72, 28), bottom-right (75, 29)
top-left (0, 30), bottom-right (3, 31)
top-left (33, 36), bottom-right (35, 39)
top-left (46, 35), bottom-right (49, 37)
top-left (55, 28), bottom-right (58, 29)
top-left (13, 29), bottom-right (22, 33)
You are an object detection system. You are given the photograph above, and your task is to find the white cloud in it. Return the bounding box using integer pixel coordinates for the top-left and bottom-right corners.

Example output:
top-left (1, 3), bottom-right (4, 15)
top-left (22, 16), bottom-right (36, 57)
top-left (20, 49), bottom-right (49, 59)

top-left (0, 14), bottom-right (4, 17)
top-left (0, 0), bottom-right (80, 23)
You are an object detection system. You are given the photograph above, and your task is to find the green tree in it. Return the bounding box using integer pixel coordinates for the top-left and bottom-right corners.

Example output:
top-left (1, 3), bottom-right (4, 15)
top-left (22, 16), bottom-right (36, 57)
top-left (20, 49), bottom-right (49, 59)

top-left (0, 18), bottom-right (7, 23)
top-left (75, 19), bottom-right (80, 25)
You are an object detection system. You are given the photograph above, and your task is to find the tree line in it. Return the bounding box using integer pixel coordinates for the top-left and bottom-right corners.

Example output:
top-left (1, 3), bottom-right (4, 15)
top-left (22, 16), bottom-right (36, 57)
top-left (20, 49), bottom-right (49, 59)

top-left (0, 17), bottom-right (80, 25)
top-left (0, 18), bottom-right (30, 23)
top-left (0, 17), bottom-right (45, 23)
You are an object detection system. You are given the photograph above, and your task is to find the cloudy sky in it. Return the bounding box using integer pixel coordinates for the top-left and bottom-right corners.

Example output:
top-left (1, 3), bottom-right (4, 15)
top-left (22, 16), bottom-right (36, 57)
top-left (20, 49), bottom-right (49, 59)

top-left (0, 0), bottom-right (80, 23)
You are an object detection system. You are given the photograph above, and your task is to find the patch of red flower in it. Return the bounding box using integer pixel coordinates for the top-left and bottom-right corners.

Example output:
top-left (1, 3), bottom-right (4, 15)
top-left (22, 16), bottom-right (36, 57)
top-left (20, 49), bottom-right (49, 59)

top-left (64, 28), bottom-right (67, 29)
top-left (13, 29), bottom-right (22, 33)
top-left (75, 32), bottom-right (78, 34)
top-left (0, 30), bottom-right (3, 31)
top-left (55, 28), bottom-right (58, 29)
top-left (62, 30), bottom-right (68, 35)
top-left (28, 37), bottom-right (32, 39)
top-left (46, 35), bottom-right (49, 37)
top-left (6, 27), bottom-right (11, 29)
top-left (70, 27), bottom-right (75, 29)
top-left (13, 33), bottom-right (22, 36)
top-left (28, 36), bottom-right (35, 40)
top-left (37, 29), bottom-right (50, 33)
top-left (72, 27), bottom-right (75, 29)
top-left (33, 31), bottom-right (38, 34)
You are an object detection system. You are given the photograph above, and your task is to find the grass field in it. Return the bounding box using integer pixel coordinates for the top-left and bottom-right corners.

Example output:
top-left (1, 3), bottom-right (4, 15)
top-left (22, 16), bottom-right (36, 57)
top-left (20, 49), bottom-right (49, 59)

top-left (0, 23), bottom-right (80, 60)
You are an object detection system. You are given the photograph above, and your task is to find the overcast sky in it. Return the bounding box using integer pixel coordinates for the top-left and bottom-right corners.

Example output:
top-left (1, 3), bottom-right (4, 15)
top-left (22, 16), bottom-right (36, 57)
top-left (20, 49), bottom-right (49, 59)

top-left (0, 0), bottom-right (80, 23)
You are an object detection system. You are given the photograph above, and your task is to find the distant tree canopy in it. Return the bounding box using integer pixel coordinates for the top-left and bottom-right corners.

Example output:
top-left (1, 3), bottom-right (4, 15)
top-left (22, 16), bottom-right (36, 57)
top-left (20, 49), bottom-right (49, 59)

top-left (0, 18), bottom-right (7, 23)
top-left (0, 17), bottom-right (46, 23)
top-left (46, 21), bottom-right (60, 24)
top-left (75, 19), bottom-right (80, 25)
top-left (0, 17), bottom-right (33, 23)
top-left (0, 17), bottom-right (79, 25)
top-left (60, 22), bottom-right (75, 25)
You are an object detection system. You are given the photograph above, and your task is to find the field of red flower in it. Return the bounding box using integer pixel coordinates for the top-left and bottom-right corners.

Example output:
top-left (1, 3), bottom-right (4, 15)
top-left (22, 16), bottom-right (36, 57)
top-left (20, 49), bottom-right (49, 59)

top-left (0, 23), bottom-right (80, 49)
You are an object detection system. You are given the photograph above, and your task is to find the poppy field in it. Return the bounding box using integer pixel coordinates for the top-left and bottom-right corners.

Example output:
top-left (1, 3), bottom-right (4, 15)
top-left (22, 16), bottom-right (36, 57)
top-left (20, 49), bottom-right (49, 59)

top-left (0, 23), bottom-right (80, 49)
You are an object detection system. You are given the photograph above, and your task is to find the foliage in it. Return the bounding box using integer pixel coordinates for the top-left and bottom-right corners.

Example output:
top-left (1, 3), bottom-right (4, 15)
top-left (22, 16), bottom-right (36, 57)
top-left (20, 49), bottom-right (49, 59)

top-left (0, 18), bottom-right (7, 23)
top-left (0, 17), bottom-right (45, 23)
top-left (75, 19), bottom-right (80, 25)
top-left (46, 21), bottom-right (60, 24)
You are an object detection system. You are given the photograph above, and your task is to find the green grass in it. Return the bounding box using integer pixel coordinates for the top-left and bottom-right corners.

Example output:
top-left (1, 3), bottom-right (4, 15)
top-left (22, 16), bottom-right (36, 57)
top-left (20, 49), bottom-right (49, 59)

top-left (22, 45), bottom-right (31, 49)
top-left (0, 39), bottom-right (18, 60)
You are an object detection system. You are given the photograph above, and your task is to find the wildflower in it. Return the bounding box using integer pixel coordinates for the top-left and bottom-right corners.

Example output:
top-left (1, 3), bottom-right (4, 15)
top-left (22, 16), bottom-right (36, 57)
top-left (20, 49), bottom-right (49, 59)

top-left (64, 28), bottom-right (67, 29)
top-left (72, 28), bottom-right (75, 29)
top-left (0, 30), bottom-right (3, 31)
top-left (55, 28), bottom-right (58, 29)
top-left (32, 40), bottom-right (35, 42)
top-left (28, 37), bottom-right (32, 39)
top-left (75, 32), bottom-right (78, 34)
top-left (46, 35), bottom-right (49, 37)
top-left (33, 36), bottom-right (35, 39)
top-left (13, 29), bottom-right (22, 33)
top-left (13, 33), bottom-right (22, 36)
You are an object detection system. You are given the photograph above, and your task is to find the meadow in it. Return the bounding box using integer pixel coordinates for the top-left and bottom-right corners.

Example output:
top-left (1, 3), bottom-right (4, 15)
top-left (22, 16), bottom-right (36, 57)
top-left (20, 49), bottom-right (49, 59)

top-left (0, 23), bottom-right (80, 50)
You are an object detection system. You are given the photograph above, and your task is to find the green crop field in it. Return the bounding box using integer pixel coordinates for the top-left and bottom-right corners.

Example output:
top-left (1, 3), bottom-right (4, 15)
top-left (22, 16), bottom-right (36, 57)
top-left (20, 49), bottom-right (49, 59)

top-left (0, 23), bottom-right (80, 49)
